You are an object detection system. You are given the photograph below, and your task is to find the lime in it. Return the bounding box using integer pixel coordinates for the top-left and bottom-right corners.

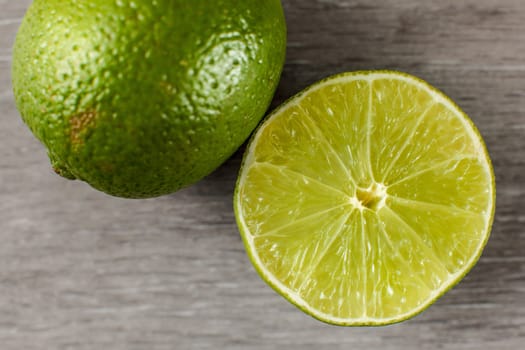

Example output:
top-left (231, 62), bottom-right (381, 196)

top-left (12, 0), bottom-right (286, 198)
top-left (234, 71), bottom-right (495, 325)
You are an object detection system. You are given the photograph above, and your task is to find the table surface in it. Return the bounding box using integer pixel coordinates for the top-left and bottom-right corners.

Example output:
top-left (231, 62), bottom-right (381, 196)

top-left (1, 0), bottom-right (524, 349)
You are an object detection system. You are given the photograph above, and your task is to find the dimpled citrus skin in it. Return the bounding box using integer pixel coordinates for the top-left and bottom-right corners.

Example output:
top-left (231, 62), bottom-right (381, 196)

top-left (12, 0), bottom-right (286, 198)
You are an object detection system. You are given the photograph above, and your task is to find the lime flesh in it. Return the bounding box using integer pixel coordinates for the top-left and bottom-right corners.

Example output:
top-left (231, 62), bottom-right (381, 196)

top-left (234, 71), bottom-right (495, 325)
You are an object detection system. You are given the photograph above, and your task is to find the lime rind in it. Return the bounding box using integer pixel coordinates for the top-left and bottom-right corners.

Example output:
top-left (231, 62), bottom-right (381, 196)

top-left (234, 70), bottom-right (495, 326)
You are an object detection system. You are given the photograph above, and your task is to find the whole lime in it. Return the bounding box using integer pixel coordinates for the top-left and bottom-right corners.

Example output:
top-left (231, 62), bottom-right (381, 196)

top-left (12, 0), bottom-right (286, 198)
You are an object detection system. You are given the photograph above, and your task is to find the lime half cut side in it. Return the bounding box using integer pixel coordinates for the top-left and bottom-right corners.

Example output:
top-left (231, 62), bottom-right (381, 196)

top-left (234, 71), bottom-right (495, 326)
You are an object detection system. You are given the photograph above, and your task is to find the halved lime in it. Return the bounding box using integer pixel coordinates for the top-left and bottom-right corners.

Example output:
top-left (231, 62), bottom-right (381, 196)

top-left (234, 71), bottom-right (495, 325)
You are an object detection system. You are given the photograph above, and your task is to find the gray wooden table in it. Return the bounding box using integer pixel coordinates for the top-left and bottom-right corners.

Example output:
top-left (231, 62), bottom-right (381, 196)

top-left (1, 0), bottom-right (524, 349)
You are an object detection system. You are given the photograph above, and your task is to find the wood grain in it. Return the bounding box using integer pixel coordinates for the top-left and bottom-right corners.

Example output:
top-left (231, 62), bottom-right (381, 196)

top-left (0, 0), bottom-right (523, 349)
